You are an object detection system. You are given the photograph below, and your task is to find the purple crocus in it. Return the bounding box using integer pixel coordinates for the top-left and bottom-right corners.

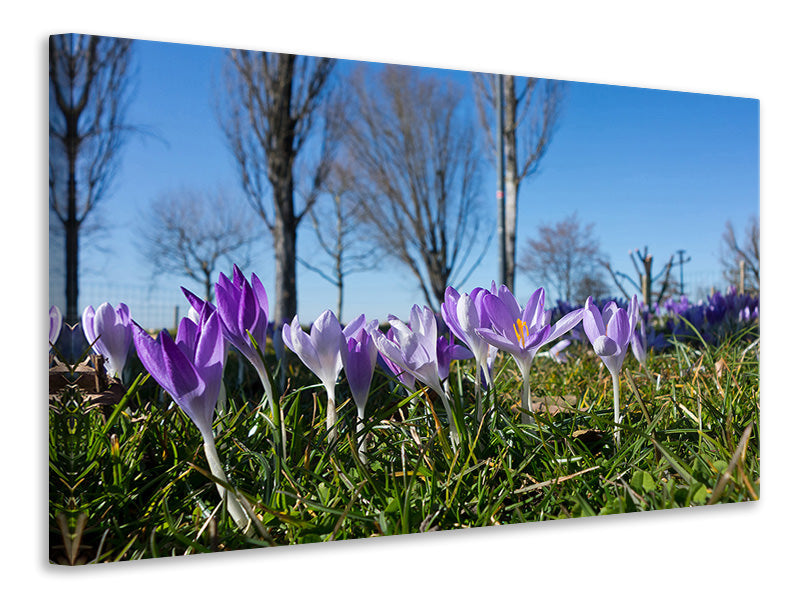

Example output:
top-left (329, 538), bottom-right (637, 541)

top-left (340, 327), bottom-right (378, 460)
top-left (82, 302), bottom-right (133, 380)
top-left (583, 295), bottom-right (639, 445)
top-left (49, 305), bottom-right (63, 349)
top-left (548, 339), bottom-right (571, 364)
top-left (436, 334), bottom-right (473, 382)
top-left (476, 285), bottom-right (584, 421)
top-left (374, 326), bottom-right (418, 394)
top-left (630, 317), bottom-right (647, 370)
top-left (182, 287), bottom-right (233, 419)
top-left (442, 284), bottom-right (495, 421)
top-left (132, 312), bottom-right (250, 531)
top-left (374, 305), bottom-right (461, 444)
top-left (214, 265), bottom-right (275, 413)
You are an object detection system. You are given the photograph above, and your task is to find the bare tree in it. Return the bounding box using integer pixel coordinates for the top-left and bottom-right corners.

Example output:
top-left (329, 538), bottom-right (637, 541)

top-left (721, 215), bottom-right (759, 293)
top-left (298, 162), bottom-right (382, 320)
top-left (473, 74), bottom-right (564, 293)
top-left (49, 34), bottom-right (134, 323)
top-left (518, 212), bottom-right (608, 304)
top-left (219, 50), bottom-right (337, 325)
top-left (137, 188), bottom-right (256, 301)
top-left (346, 65), bottom-right (488, 308)
top-left (601, 247), bottom-right (674, 307)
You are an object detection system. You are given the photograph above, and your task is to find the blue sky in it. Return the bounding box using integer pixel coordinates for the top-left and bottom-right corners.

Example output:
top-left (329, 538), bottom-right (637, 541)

top-left (52, 37), bottom-right (759, 329)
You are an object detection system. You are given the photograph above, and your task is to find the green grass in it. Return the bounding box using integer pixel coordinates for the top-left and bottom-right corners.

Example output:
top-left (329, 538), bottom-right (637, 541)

top-left (48, 325), bottom-right (759, 563)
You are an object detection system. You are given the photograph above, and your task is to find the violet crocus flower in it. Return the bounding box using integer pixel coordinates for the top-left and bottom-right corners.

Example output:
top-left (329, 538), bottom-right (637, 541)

top-left (282, 310), bottom-right (364, 444)
top-left (183, 287), bottom-right (233, 420)
top-left (583, 295), bottom-right (639, 445)
top-left (630, 317), bottom-right (647, 369)
top-left (476, 286), bottom-right (584, 422)
top-left (132, 312), bottom-right (250, 531)
top-left (49, 305), bottom-right (63, 349)
top-left (82, 302), bottom-right (133, 380)
top-left (340, 327), bottom-right (378, 461)
top-left (214, 266), bottom-right (275, 414)
top-left (375, 326), bottom-right (417, 394)
top-left (436, 334), bottom-right (473, 382)
top-left (374, 305), bottom-right (461, 444)
top-left (548, 339), bottom-right (571, 364)
top-left (441, 284), bottom-right (495, 421)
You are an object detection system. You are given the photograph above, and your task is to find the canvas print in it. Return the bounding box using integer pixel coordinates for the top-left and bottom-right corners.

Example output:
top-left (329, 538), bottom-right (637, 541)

top-left (48, 34), bottom-right (759, 564)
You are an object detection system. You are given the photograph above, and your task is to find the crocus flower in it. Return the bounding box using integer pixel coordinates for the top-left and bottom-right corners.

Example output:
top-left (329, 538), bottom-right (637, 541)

top-left (374, 326), bottom-right (418, 394)
top-left (441, 284), bottom-right (495, 421)
top-left (583, 295), bottom-right (639, 445)
top-left (374, 305), bottom-right (461, 444)
top-left (82, 302), bottom-right (133, 380)
top-left (132, 312), bottom-right (250, 531)
top-left (282, 310), bottom-right (364, 444)
top-left (214, 265), bottom-right (275, 414)
top-left (183, 287), bottom-right (232, 419)
top-left (630, 317), bottom-right (647, 369)
top-left (476, 286), bottom-right (584, 421)
top-left (340, 327), bottom-right (378, 461)
top-left (49, 305), bottom-right (62, 349)
top-left (548, 339), bottom-right (571, 364)
top-left (436, 334), bottom-right (473, 382)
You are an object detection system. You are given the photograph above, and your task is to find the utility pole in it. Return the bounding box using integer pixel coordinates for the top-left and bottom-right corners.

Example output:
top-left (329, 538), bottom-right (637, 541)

top-left (496, 73), bottom-right (507, 286)
top-left (676, 249), bottom-right (691, 296)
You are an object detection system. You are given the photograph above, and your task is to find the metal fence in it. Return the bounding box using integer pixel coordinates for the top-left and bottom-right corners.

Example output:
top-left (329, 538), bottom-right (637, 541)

top-left (53, 279), bottom-right (187, 332)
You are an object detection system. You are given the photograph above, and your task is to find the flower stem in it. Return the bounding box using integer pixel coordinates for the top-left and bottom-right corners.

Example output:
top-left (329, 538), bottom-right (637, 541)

top-left (611, 369), bottom-right (621, 447)
top-left (474, 360), bottom-right (484, 425)
top-left (521, 369), bottom-right (532, 425)
top-left (356, 406), bottom-right (366, 463)
top-left (200, 429), bottom-right (252, 534)
top-left (438, 381), bottom-right (460, 448)
top-left (325, 384), bottom-right (337, 446)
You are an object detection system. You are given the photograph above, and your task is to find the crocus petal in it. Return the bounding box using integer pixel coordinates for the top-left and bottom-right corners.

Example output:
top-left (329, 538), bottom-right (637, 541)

top-left (175, 317), bottom-right (199, 356)
top-left (475, 327), bottom-right (525, 357)
top-left (592, 335), bottom-right (619, 357)
top-left (545, 307), bottom-right (585, 346)
top-left (582, 298), bottom-right (605, 343)
top-left (49, 306), bottom-right (63, 347)
top-left (606, 308), bottom-right (631, 348)
top-left (82, 305), bottom-right (96, 344)
top-left (310, 310), bottom-right (344, 384)
top-left (194, 312), bottom-right (225, 372)
top-left (283, 317), bottom-right (323, 376)
top-left (456, 293), bottom-right (481, 338)
top-left (343, 313), bottom-right (367, 339)
top-left (251, 273), bottom-right (270, 321)
top-left (495, 285), bottom-right (522, 322)
top-left (521, 287), bottom-right (545, 328)
top-left (132, 323), bottom-right (168, 389)
top-left (481, 293), bottom-right (518, 339)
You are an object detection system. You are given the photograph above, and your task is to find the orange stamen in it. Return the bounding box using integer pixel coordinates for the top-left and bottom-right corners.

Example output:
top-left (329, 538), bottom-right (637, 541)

top-left (513, 319), bottom-right (529, 346)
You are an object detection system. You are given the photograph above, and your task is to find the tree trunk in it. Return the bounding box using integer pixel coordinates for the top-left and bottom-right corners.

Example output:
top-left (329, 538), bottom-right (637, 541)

top-left (273, 183), bottom-right (297, 326)
top-left (503, 75), bottom-right (519, 294)
top-left (65, 113), bottom-right (80, 325)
